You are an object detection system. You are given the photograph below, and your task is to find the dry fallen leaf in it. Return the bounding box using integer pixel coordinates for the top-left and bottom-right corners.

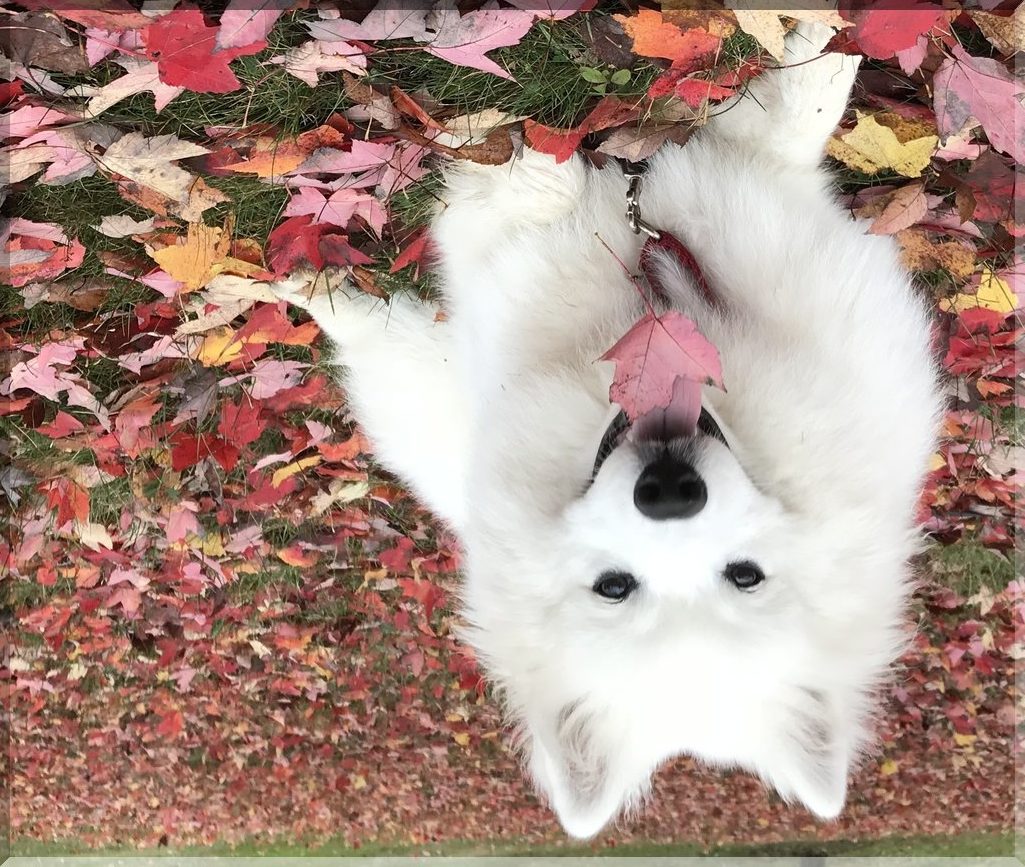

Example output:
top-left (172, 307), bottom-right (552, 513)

top-left (939, 267), bottom-right (1018, 315)
top-left (149, 222), bottom-right (265, 292)
top-left (968, 7), bottom-right (1024, 56)
top-left (827, 112), bottom-right (937, 178)
top-left (897, 229), bottom-right (977, 280)
top-left (728, 3), bottom-right (848, 61)
top-left (98, 132), bottom-right (209, 203)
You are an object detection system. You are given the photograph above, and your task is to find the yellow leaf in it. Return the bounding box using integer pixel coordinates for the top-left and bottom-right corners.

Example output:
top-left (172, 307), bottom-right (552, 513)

top-left (271, 455), bottom-right (322, 488)
top-left (939, 267), bottom-right (1018, 315)
top-left (827, 112), bottom-right (937, 178)
top-left (452, 732), bottom-right (470, 746)
top-left (150, 221), bottom-right (263, 292)
top-left (200, 533), bottom-right (225, 557)
top-left (954, 733), bottom-right (977, 748)
top-left (195, 326), bottom-right (244, 366)
top-left (929, 452), bottom-right (945, 472)
top-left (730, 6), bottom-right (849, 61)
top-left (351, 774), bottom-right (367, 790)
top-left (880, 759), bottom-right (899, 776)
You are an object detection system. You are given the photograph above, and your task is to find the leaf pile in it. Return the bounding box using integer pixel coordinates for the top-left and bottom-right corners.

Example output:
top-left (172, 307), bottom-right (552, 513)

top-left (1, 0), bottom-right (1019, 852)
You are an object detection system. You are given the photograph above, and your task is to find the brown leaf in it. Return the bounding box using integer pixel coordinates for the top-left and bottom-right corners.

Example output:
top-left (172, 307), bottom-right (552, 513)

top-left (869, 182), bottom-right (928, 235)
top-left (0, 12), bottom-right (90, 74)
top-left (969, 7), bottom-right (1024, 56)
top-left (896, 229), bottom-right (977, 280)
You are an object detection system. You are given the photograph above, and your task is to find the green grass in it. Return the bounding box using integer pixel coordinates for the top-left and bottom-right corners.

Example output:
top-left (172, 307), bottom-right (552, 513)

top-left (12, 829), bottom-right (1013, 858)
top-left (368, 20), bottom-right (660, 130)
top-left (926, 539), bottom-right (1016, 596)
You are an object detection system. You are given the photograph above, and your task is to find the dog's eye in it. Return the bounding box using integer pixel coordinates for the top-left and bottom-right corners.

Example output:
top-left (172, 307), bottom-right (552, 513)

top-left (724, 561), bottom-right (765, 591)
top-left (593, 570), bottom-right (638, 602)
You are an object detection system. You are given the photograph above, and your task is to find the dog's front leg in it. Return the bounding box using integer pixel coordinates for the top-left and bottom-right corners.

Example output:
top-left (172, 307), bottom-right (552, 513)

top-left (706, 21), bottom-right (860, 166)
top-left (273, 274), bottom-right (471, 533)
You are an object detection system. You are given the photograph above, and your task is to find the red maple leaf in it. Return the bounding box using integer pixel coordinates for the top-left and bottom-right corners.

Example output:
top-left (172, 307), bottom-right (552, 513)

top-left (842, 2), bottom-right (948, 60)
top-left (266, 215), bottom-right (373, 274)
top-left (390, 228), bottom-right (434, 278)
top-left (601, 310), bottom-right (723, 429)
top-left (525, 96), bottom-right (642, 163)
top-left (143, 4), bottom-right (266, 94)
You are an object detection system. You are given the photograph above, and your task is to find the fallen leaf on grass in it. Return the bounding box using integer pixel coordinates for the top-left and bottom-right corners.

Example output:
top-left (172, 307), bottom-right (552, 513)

top-left (148, 222), bottom-right (266, 292)
top-left (216, 0), bottom-right (287, 51)
top-left (968, 7), bottom-right (1024, 56)
top-left (97, 131), bottom-right (209, 204)
top-left (525, 95), bottom-right (642, 163)
top-left (422, 4), bottom-right (536, 81)
top-left (142, 3), bottom-right (266, 94)
top-left (897, 229), bottom-right (977, 280)
top-left (1, 220), bottom-right (86, 287)
top-left (95, 215), bottom-right (157, 238)
top-left (933, 46), bottom-right (1024, 165)
top-left (266, 214), bottom-right (372, 275)
top-left (939, 268), bottom-right (1018, 315)
top-left (843, 4), bottom-right (949, 60)
top-left (827, 112), bottom-right (937, 178)
top-left (2, 12), bottom-right (90, 75)
top-left (869, 182), bottom-right (928, 235)
top-left (729, 4), bottom-right (848, 62)
top-left (614, 8), bottom-right (721, 68)
top-left (71, 57), bottom-right (185, 117)
top-left (269, 40), bottom-right (368, 87)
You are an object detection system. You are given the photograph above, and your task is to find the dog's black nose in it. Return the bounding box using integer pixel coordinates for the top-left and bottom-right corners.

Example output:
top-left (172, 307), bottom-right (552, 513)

top-left (634, 454), bottom-right (707, 520)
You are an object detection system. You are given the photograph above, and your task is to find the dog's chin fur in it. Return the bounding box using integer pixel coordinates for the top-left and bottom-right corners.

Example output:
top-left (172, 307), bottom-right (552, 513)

top-left (275, 23), bottom-right (943, 839)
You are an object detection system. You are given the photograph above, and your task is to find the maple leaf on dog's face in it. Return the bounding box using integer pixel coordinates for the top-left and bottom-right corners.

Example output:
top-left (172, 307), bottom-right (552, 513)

top-left (143, 4), bottom-right (265, 94)
top-left (601, 311), bottom-right (723, 427)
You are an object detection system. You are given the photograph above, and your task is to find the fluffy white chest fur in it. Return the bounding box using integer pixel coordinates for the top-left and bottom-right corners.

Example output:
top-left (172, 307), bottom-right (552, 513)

top-left (276, 23), bottom-right (943, 838)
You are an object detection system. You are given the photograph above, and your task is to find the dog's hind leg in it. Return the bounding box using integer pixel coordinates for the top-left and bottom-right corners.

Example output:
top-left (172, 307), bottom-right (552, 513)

top-left (705, 21), bottom-right (859, 166)
top-left (272, 274), bottom-right (470, 532)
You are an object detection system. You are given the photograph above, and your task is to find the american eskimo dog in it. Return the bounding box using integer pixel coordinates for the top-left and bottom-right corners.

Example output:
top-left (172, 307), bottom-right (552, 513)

top-left (275, 22), bottom-right (942, 837)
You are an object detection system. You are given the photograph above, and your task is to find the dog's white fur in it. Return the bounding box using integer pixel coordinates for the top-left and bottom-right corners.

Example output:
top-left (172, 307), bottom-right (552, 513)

top-left (275, 24), bottom-right (942, 838)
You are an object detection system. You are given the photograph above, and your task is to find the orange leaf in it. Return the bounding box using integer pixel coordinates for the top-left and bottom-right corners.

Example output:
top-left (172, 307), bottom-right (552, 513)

top-left (615, 9), bottom-right (721, 67)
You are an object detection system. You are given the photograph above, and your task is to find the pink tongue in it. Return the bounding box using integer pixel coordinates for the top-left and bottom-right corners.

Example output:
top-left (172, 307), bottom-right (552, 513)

top-left (631, 376), bottom-right (701, 442)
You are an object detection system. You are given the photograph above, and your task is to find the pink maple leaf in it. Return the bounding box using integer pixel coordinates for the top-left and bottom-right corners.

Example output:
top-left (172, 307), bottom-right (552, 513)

top-left (215, 0), bottom-right (286, 51)
top-left (424, 4), bottom-right (536, 80)
top-left (601, 310), bottom-right (723, 430)
top-left (934, 45), bottom-right (1024, 164)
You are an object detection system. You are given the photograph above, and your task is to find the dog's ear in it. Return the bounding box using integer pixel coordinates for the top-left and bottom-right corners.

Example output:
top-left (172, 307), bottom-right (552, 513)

top-left (762, 689), bottom-right (851, 819)
top-left (526, 703), bottom-right (652, 839)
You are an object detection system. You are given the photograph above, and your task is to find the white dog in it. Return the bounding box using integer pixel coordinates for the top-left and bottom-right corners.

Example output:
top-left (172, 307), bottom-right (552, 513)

top-left (276, 23), bottom-right (942, 838)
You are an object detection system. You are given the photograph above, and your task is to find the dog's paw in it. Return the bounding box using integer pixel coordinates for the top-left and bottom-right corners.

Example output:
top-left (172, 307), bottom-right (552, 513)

top-left (268, 272), bottom-right (317, 310)
top-left (268, 268), bottom-right (353, 314)
top-left (784, 19), bottom-right (845, 64)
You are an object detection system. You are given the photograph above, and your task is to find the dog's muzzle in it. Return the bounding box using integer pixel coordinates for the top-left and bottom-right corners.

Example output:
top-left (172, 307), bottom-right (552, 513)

top-left (591, 407), bottom-right (729, 480)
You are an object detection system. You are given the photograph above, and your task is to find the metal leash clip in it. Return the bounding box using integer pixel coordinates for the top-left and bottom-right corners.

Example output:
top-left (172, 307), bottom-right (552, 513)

top-left (624, 170), bottom-right (661, 240)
